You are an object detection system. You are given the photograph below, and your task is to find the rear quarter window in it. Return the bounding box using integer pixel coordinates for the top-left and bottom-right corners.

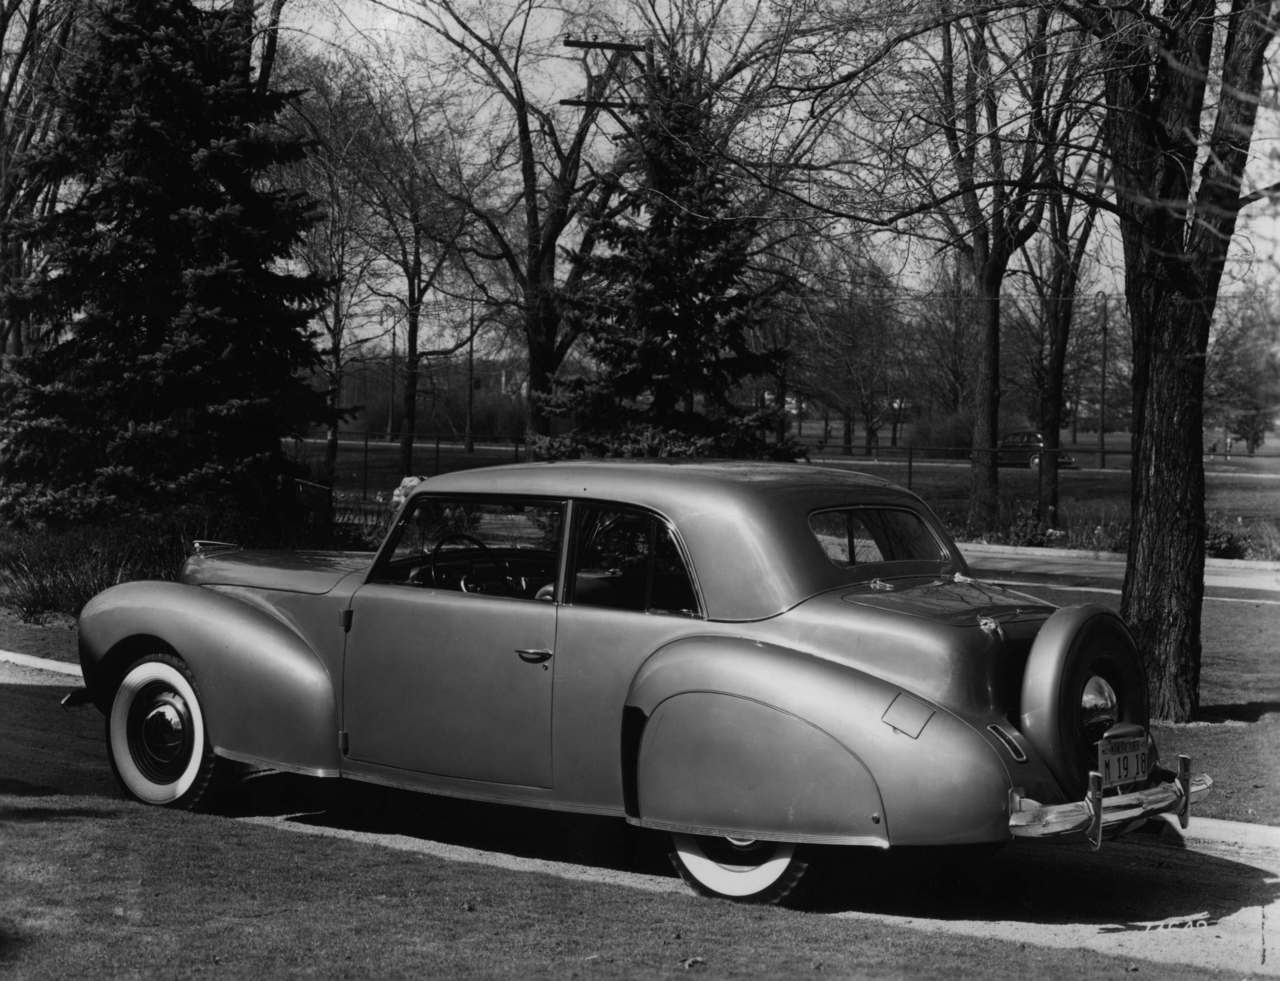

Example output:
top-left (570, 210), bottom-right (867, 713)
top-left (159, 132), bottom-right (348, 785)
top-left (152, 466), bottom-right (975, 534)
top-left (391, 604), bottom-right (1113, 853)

top-left (809, 507), bottom-right (949, 568)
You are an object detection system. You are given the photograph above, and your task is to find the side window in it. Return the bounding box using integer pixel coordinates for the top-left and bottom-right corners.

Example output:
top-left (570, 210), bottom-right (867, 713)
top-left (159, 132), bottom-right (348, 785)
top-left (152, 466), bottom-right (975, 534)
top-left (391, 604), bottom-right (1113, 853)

top-left (372, 495), bottom-right (562, 599)
top-left (570, 505), bottom-right (699, 617)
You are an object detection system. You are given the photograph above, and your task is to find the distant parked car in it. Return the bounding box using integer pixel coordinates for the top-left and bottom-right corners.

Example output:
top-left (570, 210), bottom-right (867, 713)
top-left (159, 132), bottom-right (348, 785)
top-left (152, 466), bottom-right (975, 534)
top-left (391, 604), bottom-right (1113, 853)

top-left (998, 430), bottom-right (1076, 469)
top-left (70, 461), bottom-right (1207, 904)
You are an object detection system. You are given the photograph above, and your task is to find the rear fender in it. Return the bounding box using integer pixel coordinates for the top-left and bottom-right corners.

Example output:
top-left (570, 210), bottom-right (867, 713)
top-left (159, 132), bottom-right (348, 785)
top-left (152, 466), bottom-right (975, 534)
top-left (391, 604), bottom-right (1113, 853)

top-left (79, 581), bottom-right (340, 776)
top-left (625, 636), bottom-right (1012, 846)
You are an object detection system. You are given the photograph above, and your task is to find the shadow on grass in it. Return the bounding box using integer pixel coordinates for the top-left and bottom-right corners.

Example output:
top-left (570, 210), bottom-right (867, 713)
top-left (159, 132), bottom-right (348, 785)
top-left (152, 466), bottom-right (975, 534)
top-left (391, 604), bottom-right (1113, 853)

top-left (0, 924), bottom-right (27, 964)
top-left (212, 770), bottom-right (1277, 928)
top-left (0, 803), bottom-right (122, 823)
top-left (1196, 701), bottom-right (1280, 723)
top-left (0, 777), bottom-right (126, 823)
top-left (0, 777), bottom-right (60, 795)
top-left (215, 771), bottom-right (673, 877)
top-left (803, 828), bottom-right (1278, 927)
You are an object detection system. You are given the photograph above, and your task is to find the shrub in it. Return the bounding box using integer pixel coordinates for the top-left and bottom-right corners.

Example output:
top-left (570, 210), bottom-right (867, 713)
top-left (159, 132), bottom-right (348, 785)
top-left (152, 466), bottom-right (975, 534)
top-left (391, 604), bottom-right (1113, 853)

top-left (1204, 513), bottom-right (1254, 560)
top-left (0, 522), bottom-right (188, 620)
top-left (535, 418), bottom-right (805, 462)
top-left (1247, 520), bottom-right (1280, 561)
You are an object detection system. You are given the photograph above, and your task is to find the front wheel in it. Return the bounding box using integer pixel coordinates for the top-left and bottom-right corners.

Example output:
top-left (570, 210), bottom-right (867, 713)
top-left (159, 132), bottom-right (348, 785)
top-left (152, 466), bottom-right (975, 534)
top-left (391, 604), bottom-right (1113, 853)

top-left (107, 653), bottom-right (226, 809)
top-left (668, 834), bottom-right (808, 903)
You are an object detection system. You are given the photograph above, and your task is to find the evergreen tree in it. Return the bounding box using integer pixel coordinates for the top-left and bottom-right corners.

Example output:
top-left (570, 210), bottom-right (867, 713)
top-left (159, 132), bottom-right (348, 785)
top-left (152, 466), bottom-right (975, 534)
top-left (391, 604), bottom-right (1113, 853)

top-left (550, 64), bottom-right (785, 457)
top-left (0, 0), bottom-right (324, 533)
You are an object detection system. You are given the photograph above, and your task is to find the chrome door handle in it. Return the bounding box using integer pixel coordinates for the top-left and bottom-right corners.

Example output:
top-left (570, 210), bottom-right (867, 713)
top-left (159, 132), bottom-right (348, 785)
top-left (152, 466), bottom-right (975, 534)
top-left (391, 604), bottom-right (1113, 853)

top-left (515, 648), bottom-right (553, 664)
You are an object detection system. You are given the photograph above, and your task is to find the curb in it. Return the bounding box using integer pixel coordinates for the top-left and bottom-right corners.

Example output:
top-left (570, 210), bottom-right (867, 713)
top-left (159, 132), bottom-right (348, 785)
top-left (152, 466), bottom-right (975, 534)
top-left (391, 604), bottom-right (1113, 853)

top-left (0, 648), bottom-right (79, 676)
top-left (1157, 814), bottom-right (1280, 853)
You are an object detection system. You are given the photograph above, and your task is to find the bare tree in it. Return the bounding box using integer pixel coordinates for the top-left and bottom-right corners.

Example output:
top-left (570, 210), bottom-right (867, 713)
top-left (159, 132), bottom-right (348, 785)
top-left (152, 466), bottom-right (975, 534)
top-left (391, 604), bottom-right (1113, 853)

top-left (280, 49), bottom-right (386, 510)
top-left (228, 0), bottom-right (288, 91)
top-left (0, 0), bottom-right (81, 363)
top-left (1012, 145), bottom-right (1107, 523)
top-left (354, 0), bottom-right (639, 438)
top-left (795, 250), bottom-right (905, 454)
top-left (905, 258), bottom-right (982, 435)
top-left (912, 8), bottom-right (1099, 527)
top-left (337, 51), bottom-right (473, 474)
top-left (1204, 286), bottom-right (1280, 455)
top-left (1066, 0), bottom-right (1279, 720)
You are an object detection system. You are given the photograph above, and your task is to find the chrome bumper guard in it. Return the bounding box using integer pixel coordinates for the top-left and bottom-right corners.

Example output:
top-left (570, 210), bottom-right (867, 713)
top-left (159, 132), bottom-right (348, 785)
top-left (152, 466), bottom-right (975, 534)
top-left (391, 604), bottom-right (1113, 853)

top-left (1009, 754), bottom-right (1213, 849)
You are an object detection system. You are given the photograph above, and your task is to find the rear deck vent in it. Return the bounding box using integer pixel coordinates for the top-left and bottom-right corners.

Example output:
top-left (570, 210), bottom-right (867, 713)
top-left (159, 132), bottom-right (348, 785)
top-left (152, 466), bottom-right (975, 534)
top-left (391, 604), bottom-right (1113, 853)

top-left (988, 724), bottom-right (1027, 763)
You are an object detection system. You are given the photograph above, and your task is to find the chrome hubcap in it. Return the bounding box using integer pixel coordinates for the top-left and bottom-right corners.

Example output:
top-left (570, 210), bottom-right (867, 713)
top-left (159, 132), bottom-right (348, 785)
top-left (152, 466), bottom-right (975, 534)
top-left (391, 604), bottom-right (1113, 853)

top-left (1081, 674), bottom-right (1118, 745)
top-left (128, 684), bottom-right (194, 783)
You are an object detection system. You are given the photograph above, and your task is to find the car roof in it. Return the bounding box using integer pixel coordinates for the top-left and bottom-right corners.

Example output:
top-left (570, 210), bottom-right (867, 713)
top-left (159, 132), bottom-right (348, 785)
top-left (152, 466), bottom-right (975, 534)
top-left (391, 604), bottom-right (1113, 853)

top-left (418, 457), bottom-right (896, 502)
top-left (411, 460), bottom-right (959, 621)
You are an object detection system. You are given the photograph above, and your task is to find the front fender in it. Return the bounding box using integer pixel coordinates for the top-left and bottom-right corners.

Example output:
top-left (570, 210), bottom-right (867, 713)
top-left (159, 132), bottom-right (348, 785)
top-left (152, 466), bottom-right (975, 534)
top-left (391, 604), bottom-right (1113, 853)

top-left (79, 581), bottom-right (340, 776)
top-left (625, 636), bottom-right (1012, 846)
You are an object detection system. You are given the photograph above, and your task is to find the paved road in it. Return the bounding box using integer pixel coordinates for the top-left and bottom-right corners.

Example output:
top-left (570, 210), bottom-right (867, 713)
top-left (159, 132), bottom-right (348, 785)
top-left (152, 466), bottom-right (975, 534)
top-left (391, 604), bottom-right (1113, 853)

top-left (4, 654), bottom-right (1279, 976)
top-left (961, 541), bottom-right (1280, 600)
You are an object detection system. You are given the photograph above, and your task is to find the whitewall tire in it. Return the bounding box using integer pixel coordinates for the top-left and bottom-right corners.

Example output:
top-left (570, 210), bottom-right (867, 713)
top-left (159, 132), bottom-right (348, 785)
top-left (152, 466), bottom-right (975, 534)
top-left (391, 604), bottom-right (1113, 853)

top-left (107, 653), bottom-right (223, 809)
top-left (669, 834), bottom-right (808, 903)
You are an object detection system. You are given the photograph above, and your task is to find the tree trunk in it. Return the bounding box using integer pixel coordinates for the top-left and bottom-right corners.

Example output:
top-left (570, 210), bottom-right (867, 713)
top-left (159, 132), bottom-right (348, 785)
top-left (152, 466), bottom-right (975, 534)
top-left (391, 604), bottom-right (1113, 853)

top-left (319, 333), bottom-right (343, 538)
top-left (1120, 291), bottom-right (1210, 720)
top-left (775, 367), bottom-right (789, 443)
top-left (1090, 0), bottom-right (1273, 722)
top-left (525, 321), bottom-right (557, 442)
top-left (1039, 295), bottom-right (1071, 526)
top-left (968, 288), bottom-right (1000, 530)
top-left (398, 306), bottom-right (421, 476)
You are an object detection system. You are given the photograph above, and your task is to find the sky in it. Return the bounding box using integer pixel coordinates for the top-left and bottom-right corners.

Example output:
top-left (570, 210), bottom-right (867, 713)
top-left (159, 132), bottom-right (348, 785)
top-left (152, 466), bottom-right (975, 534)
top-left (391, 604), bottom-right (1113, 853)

top-left (279, 0), bottom-right (1280, 311)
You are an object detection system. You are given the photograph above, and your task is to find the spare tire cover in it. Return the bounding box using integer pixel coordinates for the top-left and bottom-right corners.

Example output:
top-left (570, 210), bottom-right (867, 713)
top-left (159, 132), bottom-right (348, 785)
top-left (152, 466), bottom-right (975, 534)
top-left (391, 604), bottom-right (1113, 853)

top-left (1019, 605), bottom-right (1149, 798)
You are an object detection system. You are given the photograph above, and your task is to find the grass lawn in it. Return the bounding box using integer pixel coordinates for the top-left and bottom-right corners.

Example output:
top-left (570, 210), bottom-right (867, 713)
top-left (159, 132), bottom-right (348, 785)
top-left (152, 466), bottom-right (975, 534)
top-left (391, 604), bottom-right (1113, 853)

top-left (0, 790), bottom-right (1256, 980)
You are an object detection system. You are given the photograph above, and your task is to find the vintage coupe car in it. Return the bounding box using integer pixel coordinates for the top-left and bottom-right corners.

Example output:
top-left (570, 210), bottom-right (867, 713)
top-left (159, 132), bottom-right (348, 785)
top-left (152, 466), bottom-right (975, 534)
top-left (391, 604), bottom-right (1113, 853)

top-left (997, 431), bottom-right (1077, 470)
top-left (70, 461), bottom-right (1210, 903)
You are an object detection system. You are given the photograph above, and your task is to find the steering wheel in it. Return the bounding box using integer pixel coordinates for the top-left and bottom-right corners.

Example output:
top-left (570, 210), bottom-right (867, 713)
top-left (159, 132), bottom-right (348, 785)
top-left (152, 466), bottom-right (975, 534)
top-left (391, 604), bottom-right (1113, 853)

top-left (428, 532), bottom-right (508, 592)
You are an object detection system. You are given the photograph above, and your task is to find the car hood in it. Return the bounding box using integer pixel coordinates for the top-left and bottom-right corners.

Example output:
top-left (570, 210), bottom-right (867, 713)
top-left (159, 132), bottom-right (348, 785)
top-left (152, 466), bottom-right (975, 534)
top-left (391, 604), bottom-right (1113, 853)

top-left (183, 549), bottom-right (374, 594)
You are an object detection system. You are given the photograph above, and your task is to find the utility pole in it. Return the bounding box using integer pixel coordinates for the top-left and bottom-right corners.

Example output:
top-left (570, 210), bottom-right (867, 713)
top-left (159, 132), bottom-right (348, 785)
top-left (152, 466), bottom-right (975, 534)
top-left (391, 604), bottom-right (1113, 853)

top-left (386, 313), bottom-right (396, 442)
top-left (465, 297), bottom-right (475, 454)
top-left (1097, 292), bottom-right (1108, 469)
top-left (560, 36), bottom-right (652, 115)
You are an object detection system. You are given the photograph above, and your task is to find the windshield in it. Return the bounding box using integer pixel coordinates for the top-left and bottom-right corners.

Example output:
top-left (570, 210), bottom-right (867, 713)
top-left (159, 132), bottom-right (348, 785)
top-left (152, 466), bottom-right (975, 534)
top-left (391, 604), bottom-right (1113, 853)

top-left (808, 506), bottom-right (950, 569)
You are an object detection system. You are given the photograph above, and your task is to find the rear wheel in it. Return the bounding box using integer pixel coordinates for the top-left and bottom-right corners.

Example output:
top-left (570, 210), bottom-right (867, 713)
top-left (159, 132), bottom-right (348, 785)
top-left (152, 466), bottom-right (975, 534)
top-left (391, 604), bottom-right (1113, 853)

top-left (668, 834), bottom-right (808, 903)
top-left (107, 653), bottom-right (226, 809)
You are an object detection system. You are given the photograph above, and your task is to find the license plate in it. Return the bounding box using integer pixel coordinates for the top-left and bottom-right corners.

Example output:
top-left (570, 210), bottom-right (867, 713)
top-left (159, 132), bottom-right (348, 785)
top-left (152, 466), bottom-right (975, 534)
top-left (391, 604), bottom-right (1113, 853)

top-left (1098, 736), bottom-right (1148, 789)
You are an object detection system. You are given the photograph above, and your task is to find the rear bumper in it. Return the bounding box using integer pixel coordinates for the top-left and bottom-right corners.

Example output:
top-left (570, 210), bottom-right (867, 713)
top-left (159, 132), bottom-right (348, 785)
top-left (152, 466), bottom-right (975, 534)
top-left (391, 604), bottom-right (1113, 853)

top-left (1009, 755), bottom-right (1212, 848)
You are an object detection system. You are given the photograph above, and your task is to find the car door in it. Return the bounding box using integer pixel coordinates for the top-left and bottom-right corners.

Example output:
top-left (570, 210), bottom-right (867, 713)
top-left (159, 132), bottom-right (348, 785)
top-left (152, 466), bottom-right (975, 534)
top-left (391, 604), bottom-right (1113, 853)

top-left (549, 502), bottom-right (705, 808)
top-left (342, 494), bottom-right (564, 788)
